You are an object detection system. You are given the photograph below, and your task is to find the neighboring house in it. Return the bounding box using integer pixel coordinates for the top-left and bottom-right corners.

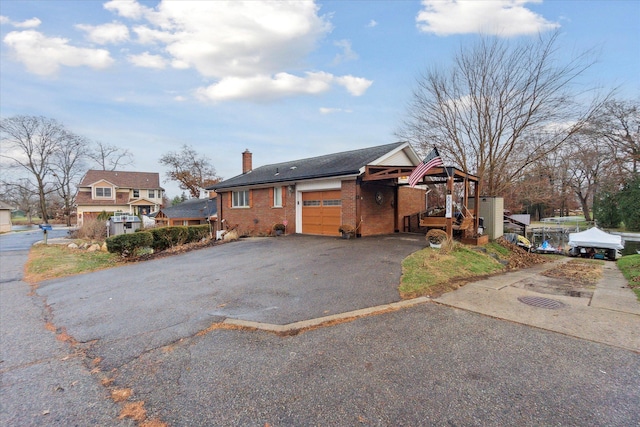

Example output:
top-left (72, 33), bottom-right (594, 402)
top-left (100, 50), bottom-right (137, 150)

top-left (154, 197), bottom-right (217, 227)
top-left (208, 142), bottom-right (429, 237)
top-left (76, 170), bottom-right (164, 226)
top-left (0, 201), bottom-right (13, 233)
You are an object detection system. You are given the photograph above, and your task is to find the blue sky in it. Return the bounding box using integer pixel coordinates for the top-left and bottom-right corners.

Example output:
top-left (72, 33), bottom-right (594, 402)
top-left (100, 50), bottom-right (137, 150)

top-left (1, 0), bottom-right (638, 198)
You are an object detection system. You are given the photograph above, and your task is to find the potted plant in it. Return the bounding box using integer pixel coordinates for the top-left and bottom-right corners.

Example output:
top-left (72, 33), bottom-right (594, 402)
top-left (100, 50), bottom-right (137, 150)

top-left (425, 229), bottom-right (447, 248)
top-left (272, 223), bottom-right (286, 236)
top-left (338, 224), bottom-right (355, 239)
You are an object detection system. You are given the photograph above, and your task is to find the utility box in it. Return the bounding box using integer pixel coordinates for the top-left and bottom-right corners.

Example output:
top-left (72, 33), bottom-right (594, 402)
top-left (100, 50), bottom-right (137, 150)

top-left (109, 215), bottom-right (141, 236)
top-left (470, 197), bottom-right (504, 240)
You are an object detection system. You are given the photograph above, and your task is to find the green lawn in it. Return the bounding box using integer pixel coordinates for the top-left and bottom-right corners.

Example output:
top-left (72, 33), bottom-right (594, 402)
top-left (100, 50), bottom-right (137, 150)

top-left (400, 245), bottom-right (505, 298)
top-left (617, 254), bottom-right (640, 300)
top-left (25, 244), bottom-right (120, 283)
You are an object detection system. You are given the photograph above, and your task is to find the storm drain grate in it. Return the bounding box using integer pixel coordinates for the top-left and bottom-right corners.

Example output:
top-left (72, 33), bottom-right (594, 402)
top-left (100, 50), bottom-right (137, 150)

top-left (517, 296), bottom-right (566, 310)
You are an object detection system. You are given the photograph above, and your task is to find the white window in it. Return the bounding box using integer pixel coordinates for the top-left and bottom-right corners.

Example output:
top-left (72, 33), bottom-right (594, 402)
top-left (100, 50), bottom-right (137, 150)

top-left (95, 187), bottom-right (112, 198)
top-left (273, 187), bottom-right (282, 207)
top-left (148, 189), bottom-right (155, 199)
top-left (233, 190), bottom-right (250, 207)
top-left (133, 189), bottom-right (140, 198)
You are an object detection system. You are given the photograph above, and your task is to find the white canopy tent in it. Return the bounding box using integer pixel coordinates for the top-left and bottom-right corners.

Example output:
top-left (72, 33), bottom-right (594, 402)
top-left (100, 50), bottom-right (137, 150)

top-left (568, 227), bottom-right (624, 250)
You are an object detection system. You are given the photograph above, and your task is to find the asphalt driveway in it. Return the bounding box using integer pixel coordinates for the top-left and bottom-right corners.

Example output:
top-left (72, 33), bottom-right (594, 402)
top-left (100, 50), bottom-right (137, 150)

top-left (37, 234), bottom-right (425, 369)
top-left (5, 233), bottom-right (639, 426)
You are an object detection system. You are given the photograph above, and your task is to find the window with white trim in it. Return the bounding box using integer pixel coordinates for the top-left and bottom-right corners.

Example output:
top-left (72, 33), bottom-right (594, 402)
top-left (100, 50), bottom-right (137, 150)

top-left (273, 187), bottom-right (282, 207)
top-left (133, 189), bottom-right (140, 198)
top-left (233, 190), bottom-right (250, 207)
top-left (148, 189), bottom-right (155, 198)
top-left (95, 187), bottom-right (112, 198)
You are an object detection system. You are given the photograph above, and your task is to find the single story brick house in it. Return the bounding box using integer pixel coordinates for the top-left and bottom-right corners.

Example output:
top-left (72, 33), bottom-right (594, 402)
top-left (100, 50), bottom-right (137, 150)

top-left (207, 142), bottom-right (429, 237)
top-left (154, 197), bottom-right (217, 227)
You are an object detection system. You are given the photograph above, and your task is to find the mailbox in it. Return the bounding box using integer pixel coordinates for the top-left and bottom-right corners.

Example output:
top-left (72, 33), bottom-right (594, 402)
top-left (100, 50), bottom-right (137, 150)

top-left (39, 223), bottom-right (52, 244)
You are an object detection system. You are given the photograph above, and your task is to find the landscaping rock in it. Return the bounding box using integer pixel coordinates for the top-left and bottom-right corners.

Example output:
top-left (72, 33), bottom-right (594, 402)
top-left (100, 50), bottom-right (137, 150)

top-left (101, 243), bottom-right (108, 252)
top-left (87, 244), bottom-right (101, 252)
top-left (68, 243), bottom-right (79, 249)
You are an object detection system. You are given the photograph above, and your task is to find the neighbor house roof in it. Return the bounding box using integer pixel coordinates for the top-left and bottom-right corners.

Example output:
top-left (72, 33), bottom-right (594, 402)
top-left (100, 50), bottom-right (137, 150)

top-left (79, 170), bottom-right (162, 189)
top-left (156, 198), bottom-right (217, 219)
top-left (209, 142), bottom-right (409, 190)
top-left (0, 201), bottom-right (13, 210)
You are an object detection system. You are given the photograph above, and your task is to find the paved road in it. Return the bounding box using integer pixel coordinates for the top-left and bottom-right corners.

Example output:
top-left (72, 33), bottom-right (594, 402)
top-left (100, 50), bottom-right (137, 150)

top-left (0, 227), bottom-right (70, 252)
top-left (0, 231), bottom-right (131, 427)
top-left (1, 233), bottom-right (639, 426)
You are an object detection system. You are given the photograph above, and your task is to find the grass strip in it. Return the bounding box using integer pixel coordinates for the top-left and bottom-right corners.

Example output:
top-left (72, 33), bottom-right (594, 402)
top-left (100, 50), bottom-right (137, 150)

top-left (400, 245), bottom-right (505, 298)
top-left (617, 254), bottom-right (640, 301)
top-left (25, 244), bottom-right (121, 283)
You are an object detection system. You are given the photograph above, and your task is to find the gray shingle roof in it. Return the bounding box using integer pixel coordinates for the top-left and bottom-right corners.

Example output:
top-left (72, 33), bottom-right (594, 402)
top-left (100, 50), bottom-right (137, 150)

top-left (209, 142), bottom-right (406, 190)
top-left (157, 198), bottom-right (217, 219)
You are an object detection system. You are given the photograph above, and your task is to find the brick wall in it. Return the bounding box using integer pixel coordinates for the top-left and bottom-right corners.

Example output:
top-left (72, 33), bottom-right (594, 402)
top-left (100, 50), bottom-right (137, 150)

top-left (358, 183), bottom-right (396, 236)
top-left (217, 187), bottom-right (296, 236)
top-left (341, 180), bottom-right (357, 229)
top-left (398, 186), bottom-right (426, 231)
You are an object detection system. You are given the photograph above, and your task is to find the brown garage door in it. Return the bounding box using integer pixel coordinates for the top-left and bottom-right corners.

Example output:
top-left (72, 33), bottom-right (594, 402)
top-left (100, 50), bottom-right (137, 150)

top-left (302, 190), bottom-right (341, 236)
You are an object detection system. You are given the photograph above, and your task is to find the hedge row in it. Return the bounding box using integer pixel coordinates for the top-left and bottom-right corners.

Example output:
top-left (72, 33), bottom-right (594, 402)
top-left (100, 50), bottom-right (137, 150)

top-left (148, 225), bottom-right (210, 251)
top-left (106, 225), bottom-right (210, 256)
top-left (106, 231), bottom-right (153, 257)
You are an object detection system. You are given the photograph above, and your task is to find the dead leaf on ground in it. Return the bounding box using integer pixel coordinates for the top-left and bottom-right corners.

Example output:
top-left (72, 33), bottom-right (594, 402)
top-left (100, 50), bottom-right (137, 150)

top-left (111, 388), bottom-right (133, 402)
top-left (118, 401), bottom-right (147, 422)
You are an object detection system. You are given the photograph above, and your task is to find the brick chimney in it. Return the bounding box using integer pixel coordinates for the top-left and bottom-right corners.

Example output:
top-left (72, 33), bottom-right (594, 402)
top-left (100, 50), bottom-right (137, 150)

top-left (242, 149), bottom-right (252, 174)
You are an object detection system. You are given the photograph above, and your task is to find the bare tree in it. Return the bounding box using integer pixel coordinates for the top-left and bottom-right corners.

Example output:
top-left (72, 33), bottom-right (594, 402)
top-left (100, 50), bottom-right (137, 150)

top-left (0, 116), bottom-right (76, 223)
top-left (52, 134), bottom-right (89, 226)
top-left (564, 134), bottom-right (615, 221)
top-left (159, 144), bottom-right (221, 199)
top-left (0, 179), bottom-right (39, 223)
top-left (398, 32), bottom-right (607, 196)
top-left (88, 141), bottom-right (134, 171)
top-left (596, 99), bottom-right (639, 177)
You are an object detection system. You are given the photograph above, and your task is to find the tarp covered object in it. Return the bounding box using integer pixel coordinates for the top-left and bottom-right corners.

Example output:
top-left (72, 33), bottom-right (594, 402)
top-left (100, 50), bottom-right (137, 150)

top-left (568, 227), bottom-right (624, 250)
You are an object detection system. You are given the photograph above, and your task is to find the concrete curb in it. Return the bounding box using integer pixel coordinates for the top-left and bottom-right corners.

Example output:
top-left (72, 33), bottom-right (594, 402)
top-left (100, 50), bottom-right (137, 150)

top-left (223, 297), bottom-right (430, 335)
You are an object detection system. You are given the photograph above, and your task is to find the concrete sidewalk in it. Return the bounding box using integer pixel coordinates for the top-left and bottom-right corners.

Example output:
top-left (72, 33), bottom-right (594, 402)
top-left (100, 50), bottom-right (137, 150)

top-left (435, 259), bottom-right (640, 352)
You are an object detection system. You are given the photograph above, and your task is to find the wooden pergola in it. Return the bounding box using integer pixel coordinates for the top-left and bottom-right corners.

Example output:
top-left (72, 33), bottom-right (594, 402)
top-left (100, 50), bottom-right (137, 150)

top-left (363, 165), bottom-right (481, 239)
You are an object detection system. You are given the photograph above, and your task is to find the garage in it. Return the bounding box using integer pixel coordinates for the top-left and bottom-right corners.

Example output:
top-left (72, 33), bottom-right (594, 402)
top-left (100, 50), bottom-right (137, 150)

top-left (302, 190), bottom-right (342, 236)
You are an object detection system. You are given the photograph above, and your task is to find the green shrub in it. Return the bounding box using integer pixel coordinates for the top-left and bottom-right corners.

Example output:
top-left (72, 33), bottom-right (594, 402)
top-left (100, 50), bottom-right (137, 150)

top-left (149, 226), bottom-right (189, 250)
top-left (187, 224), bottom-right (210, 242)
top-left (106, 232), bottom-right (153, 257)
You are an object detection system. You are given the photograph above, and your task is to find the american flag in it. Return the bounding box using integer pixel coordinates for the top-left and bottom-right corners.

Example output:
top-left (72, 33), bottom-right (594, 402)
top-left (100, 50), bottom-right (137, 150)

top-left (408, 147), bottom-right (443, 187)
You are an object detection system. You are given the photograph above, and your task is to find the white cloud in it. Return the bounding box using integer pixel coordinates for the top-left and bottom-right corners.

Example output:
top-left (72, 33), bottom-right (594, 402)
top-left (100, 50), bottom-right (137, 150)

top-left (333, 39), bottom-right (358, 64)
top-left (0, 16), bottom-right (42, 28)
top-left (367, 19), bottom-right (378, 28)
top-left (104, 0), bottom-right (150, 20)
top-left (3, 30), bottom-right (114, 76)
top-left (76, 22), bottom-right (129, 44)
top-left (320, 107), bottom-right (352, 114)
top-left (196, 71), bottom-right (372, 102)
top-left (196, 72), bottom-right (334, 102)
top-left (416, 0), bottom-right (560, 37)
top-left (106, 1), bottom-right (371, 101)
top-left (3, 1), bottom-right (373, 100)
top-left (128, 51), bottom-right (167, 69)
top-left (335, 75), bottom-right (372, 96)
top-left (174, 95), bottom-right (187, 102)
